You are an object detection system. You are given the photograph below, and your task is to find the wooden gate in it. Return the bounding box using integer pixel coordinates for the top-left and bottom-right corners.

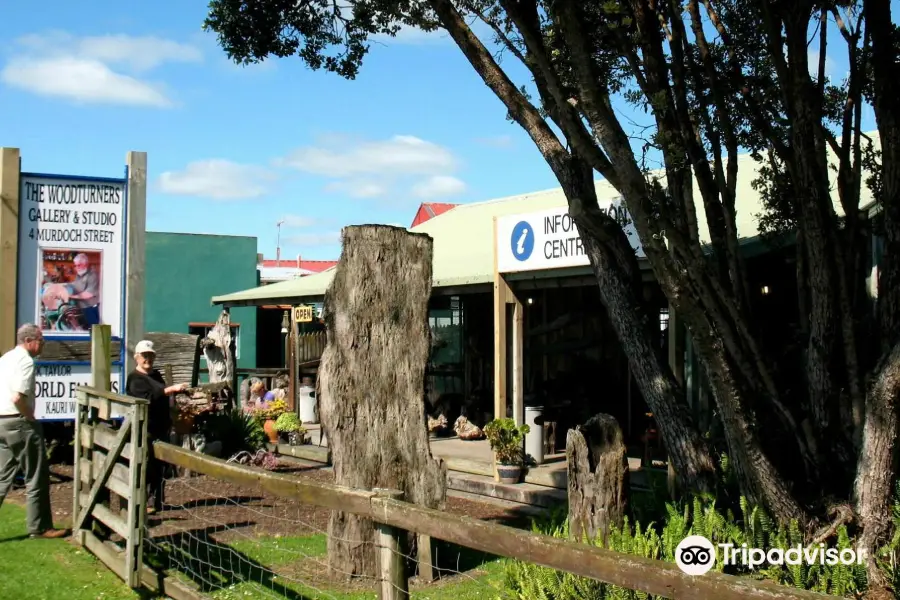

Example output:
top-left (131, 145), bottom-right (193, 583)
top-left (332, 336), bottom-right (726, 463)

top-left (72, 326), bottom-right (150, 589)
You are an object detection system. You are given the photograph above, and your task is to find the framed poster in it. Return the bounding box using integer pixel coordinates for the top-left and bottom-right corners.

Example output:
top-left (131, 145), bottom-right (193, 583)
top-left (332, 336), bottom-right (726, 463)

top-left (17, 174), bottom-right (126, 339)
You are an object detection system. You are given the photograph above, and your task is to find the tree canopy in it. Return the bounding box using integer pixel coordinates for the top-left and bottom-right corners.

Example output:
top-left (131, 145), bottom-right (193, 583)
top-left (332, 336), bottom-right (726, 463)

top-left (204, 0), bottom-right (900, 593)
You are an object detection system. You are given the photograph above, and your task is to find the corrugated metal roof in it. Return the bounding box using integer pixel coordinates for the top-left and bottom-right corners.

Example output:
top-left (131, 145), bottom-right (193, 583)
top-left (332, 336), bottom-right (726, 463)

top-left (212, 135), bottom-right (880, 307)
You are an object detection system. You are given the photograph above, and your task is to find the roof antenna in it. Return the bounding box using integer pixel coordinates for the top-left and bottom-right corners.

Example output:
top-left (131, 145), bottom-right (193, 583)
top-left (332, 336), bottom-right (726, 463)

top-left (276, 219), bottom-right (285, 262)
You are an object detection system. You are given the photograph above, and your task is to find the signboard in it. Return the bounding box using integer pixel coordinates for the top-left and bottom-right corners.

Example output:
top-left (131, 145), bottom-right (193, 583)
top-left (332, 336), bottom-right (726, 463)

top-left (33, 363), bottom-right (122, 420)
top-left (17, 174), bottom-right (127, 338)
top-left (496, 198), bottom-right (644, 273)
top-left (293, 305), bottom-right (314, 323)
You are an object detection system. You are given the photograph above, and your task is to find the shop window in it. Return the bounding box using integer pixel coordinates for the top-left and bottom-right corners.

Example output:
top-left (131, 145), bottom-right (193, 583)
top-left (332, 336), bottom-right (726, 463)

top-left (188, 322), bottom-right (241, 360)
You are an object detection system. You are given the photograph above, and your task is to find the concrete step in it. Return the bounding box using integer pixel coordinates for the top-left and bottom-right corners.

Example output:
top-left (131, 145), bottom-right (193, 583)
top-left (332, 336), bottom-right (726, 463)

top-left (447, 471), bottom-right (567, 509)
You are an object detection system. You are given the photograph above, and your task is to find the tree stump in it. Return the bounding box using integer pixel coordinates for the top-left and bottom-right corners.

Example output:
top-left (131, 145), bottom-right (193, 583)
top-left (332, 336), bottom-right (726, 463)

top-left (566, 413), bottom-right (630, 546)
top-left (202, 310), bottom-right (233, 384)
top-left (318, 225), bottom-right (447, 579)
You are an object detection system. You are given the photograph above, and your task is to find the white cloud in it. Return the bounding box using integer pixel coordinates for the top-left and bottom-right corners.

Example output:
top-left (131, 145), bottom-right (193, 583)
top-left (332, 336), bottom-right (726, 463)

top-left (2, 57), bottom-right (172, 107)
top-left (324, 180), bottom-right (389, 199)
top-left (157, 159), bottom-right (277, 200)
top-left (411, 175), bottom-right (467, 199)
top-left (280, 215), bottom-right (318, 228)
top-left (1, 31), bottom-right (201, 107)
top-left (286, 231), bottom-right (342, 247)
top-left (276, 134), bottom-right (466, 203)
top-left (279, 135), bottom-right (458, 178)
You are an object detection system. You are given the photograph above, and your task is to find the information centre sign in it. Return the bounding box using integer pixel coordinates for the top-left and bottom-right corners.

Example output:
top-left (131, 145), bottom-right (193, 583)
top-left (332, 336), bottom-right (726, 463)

top-left (496, 198), bottom-right (644, 274)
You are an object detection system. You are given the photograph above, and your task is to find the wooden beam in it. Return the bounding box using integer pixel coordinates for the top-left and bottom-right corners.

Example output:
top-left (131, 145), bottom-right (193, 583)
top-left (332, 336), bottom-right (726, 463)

top-left (92, 325), bottom-right (112, 392)
top-left (417, 533), bottom-right (434, 583)
top-left (148, 438), bottom-right (842, 600)
top-left (125, 151), bottom-right (147, 376)
top-left (0, 147), bottom-right (19, 354)
top-left (374, 489), bottom-right (409, 600)
top-left (75, 386), bottom-right (149, 407)
top-left (152, 441), bottom-right (375, 515)
top-left (91, 324), bottom-right (113, 419)
top-left (368, 496), bottom-right (835, 600)
top-left (511, 297), bottom-right (524, 428)
top-left (492, 218), bottom-right (507, 424)
top-left (289, 315), bottom-right (298, 411)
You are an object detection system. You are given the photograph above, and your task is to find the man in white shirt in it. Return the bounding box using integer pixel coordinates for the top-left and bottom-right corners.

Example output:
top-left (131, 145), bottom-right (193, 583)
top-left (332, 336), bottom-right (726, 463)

top-left (0, 324), bottom-right (69, 538)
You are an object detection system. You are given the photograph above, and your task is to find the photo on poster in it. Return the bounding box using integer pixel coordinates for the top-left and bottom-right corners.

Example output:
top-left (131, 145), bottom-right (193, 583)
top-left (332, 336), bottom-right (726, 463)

top-left (38, 249), bottom-right (103, 333)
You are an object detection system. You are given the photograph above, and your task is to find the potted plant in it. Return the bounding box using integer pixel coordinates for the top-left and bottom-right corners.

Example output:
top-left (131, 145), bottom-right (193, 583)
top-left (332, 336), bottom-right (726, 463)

top-left (274, 412), bottom-right (307, 445)
top-left (254, 398), bottom-right (288, 444)
top-left (483, 418), bottom-right (530, 484)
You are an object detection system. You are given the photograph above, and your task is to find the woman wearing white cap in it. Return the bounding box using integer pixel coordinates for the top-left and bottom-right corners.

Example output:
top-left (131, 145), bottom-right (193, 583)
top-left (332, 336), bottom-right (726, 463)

top-left (125, 339), bottom-right (189, 514)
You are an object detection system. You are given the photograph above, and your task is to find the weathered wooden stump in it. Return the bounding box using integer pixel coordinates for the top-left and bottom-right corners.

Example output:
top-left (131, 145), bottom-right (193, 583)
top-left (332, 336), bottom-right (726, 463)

top-left (318, 225), bottom-right (447, 579)
top-left (566, 413), bottom-right (630, 545)
top-left (202, 310), bottom-right (233, 384)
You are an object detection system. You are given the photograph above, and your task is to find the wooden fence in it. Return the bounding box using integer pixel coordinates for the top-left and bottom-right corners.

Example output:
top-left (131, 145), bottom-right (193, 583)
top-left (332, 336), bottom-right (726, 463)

top-left (296, 330), bottom-right (326, 363)
top-left (150, 442), bottom-right (842, 600)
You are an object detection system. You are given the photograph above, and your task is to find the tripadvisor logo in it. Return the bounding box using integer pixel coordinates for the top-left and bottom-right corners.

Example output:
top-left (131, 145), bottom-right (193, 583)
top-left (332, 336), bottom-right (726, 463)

top-left (675, 535), bottom-right (866, 576)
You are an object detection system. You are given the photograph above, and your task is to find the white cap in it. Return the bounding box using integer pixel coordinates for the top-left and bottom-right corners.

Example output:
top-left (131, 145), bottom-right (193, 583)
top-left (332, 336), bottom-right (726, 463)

top-left (135, 340), bottom-right (156, 354)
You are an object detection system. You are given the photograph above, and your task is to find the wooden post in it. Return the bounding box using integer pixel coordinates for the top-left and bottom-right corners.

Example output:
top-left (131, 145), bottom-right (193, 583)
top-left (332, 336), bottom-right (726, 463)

top-left (72, 391), bottom-right (86, 545)
top-left (511, 297), bottom-right (524, 428)
top-left (373, 488), bottom-right (409, 600)
top-left (492, 219), bottom-right (508, 424)
top-left (416, 533), bottom-right (434, 583)
top-left (492, 219), bottom-right (507, 482)
top-left (0, 147), bottom-right (20, 354)
top-left (92, 324), bottom-right (113, 419)
top-left (289, 315), bottom-right (298, 411)
top-left (125, 151), bottom-right (147, 377)
top-left (125, 400), bottom-right (149, 588)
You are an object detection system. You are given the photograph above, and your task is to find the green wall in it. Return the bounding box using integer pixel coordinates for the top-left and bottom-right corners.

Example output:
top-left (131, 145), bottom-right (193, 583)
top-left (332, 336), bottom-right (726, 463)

top-left (144, 232), bottom-right (257, 369)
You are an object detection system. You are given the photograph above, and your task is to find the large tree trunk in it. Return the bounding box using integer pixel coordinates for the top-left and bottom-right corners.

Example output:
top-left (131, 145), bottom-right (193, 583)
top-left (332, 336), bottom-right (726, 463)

top-left (317, 225), bottom-right (447, 579)
top-left (565, 163), bottom-right (719, 497)
top-left (566, 414), bottom-right (630, 546)
top-left (855, 5), bottom-right (900, 594)
top-left (854, 342), bottom-right (900, 595)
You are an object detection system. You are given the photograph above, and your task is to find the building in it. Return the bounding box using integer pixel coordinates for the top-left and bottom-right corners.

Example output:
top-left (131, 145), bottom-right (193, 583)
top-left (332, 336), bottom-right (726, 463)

top-left (411, 202), bottom-right (459, 228)
top-left (209, 139), bottom-right (883, 458)
top-left (258, 255), bottom-right (339, 285)
top-left (145, 232), bottom-right (258, 371)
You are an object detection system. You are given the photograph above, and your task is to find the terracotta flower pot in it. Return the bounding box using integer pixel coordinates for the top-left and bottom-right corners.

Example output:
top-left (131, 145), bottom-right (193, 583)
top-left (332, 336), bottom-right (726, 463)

top-left (263, 419), bottom-right (279, 444)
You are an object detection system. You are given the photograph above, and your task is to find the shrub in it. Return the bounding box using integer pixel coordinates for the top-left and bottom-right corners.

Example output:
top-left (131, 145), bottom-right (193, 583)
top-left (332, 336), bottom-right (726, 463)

top-left (503, 493), bottom-right (892, 599)
top-left (483, 418), bottom-right (530, 465)
top-left (198, 409), bottom-right (266, 456)
top-left (275, 412), bottom-right (303, 433)
top-left (252, 398), bottom-right (288, 423)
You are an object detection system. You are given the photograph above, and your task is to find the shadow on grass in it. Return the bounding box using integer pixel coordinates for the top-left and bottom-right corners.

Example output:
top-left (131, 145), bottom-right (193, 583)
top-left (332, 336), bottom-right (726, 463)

top-left (145, 521), bottom-right (318, 600)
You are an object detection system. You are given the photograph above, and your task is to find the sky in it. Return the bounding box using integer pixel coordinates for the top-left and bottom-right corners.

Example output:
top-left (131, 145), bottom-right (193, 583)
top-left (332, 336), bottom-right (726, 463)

top-left (0, 1), bottom-right (883, 261)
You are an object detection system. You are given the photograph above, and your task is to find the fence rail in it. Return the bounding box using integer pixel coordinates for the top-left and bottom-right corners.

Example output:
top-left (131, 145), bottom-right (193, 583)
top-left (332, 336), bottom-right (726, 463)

top-left (151, 441), bottom-right (840, 600)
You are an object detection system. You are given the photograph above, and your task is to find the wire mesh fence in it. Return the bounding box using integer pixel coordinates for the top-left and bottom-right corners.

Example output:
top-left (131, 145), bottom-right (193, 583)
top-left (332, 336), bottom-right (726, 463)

top-left (141, 462), bottom-right (516, 599)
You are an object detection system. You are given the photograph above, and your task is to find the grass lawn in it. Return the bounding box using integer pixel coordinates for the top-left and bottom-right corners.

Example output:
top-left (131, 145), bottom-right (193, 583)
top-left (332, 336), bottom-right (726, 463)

top-left (158, 532), bottom-right (512, 600)
top-left (0, 503), bottom-right (150, 600)
top-left (0, 502), bottom-right (512, 600)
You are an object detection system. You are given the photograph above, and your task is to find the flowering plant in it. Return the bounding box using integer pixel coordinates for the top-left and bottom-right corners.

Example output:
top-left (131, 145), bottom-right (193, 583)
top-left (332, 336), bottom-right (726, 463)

top-left (252, 398), bottom-right (288, 421)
